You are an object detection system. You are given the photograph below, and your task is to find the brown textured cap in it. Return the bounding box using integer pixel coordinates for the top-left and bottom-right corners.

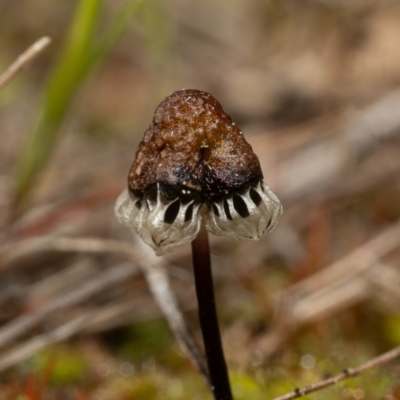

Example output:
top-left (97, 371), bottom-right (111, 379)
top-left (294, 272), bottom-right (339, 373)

top-left (128, 89), bottom-right (263, 201)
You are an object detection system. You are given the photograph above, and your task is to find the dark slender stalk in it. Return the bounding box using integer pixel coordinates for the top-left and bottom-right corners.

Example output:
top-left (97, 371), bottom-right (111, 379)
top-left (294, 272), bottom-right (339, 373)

top-left (191, 225), bottom-right (233, 400)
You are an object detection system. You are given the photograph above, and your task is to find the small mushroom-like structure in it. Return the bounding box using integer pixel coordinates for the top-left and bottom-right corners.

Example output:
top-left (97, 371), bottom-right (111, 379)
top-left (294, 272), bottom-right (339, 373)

top-left (116, 89), bottom-right (283, 400)
top-left (115, 89), bottom-right (282, 255)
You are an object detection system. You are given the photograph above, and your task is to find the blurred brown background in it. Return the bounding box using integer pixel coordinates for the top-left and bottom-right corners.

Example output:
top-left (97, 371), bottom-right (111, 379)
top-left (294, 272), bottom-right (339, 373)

top-left (1, 1), bottom-right (400, 399)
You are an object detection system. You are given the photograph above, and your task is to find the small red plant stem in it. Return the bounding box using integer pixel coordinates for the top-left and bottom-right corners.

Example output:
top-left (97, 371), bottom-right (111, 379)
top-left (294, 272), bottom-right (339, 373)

top-left (191, 225), bottom-right (233, 400)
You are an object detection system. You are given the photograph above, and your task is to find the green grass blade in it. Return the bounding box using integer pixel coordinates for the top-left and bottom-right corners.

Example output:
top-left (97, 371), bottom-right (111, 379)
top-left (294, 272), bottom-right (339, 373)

top-left (14, 0), bottom-right (103, 210)
top-left (13, 0), bottom-right (145, 213)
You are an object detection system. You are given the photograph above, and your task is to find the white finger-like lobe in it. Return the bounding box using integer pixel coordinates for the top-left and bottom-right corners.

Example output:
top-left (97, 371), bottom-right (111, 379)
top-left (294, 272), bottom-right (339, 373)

top-left (204, 183), bottom-right (282, 241)
top-left (115, 185), bottom-right (203, 255)
top-left (114, 188), bottom-right (141, 231)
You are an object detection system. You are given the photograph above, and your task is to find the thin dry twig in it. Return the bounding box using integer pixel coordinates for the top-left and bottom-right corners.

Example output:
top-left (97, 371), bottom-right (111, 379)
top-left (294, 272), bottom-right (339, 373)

top-left (284, 218), bottom-right (400, 301)
top-left (136, 239), bottom-right (210, 384)
top-left (367, 263), bottom-right (400, 311)
top-left (250, 219), bottom-right (400, 359)
top-left (0, 262), bottom-right (139, 350)
top-left (0, 236), bottom-right (209, 381)
top-left (0, 313), bottom-right (94, 373)
top-left (271, 345), bottom-right (400, 400)
top-left (0, 236), bottom-right (165, 273)
top-left (0, 37), bottom-right (51, 92)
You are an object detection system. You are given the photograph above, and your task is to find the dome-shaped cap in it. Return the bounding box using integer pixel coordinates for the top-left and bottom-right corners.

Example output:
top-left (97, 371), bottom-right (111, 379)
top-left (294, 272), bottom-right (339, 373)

top-left (115, 90), bottom-right (282, 255)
